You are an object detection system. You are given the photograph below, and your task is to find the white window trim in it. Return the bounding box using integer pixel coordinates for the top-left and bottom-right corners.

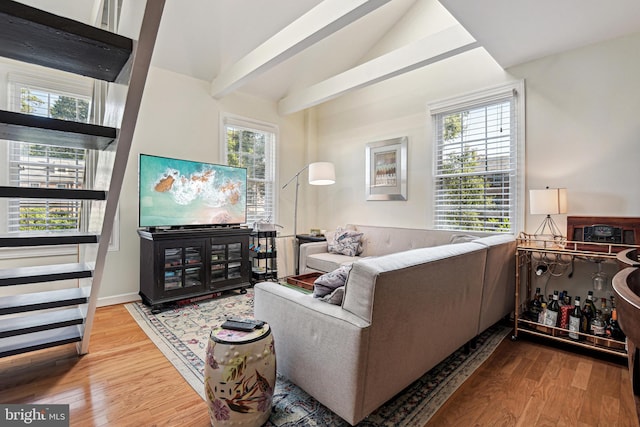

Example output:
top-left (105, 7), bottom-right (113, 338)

top-left (428, 80), bottom-right (525, 233)
top-left (219, 112), bottom-right (279, 226)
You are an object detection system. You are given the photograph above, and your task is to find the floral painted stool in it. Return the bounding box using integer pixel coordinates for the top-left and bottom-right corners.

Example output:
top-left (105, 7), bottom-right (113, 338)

top-left (205, 321), bottom-right (276, 427)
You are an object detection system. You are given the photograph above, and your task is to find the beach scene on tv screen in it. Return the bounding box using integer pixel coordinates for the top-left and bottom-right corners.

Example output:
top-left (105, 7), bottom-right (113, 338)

top-left (139, 155), bottom-right (247, 227)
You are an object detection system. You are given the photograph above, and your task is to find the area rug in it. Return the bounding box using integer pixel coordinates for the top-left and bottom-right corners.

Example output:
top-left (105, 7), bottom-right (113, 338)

top-left (125, 289), bottom-right (510, 426)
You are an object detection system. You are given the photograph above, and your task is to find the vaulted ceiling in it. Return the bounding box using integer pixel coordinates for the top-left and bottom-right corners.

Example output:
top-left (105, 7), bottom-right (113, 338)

top-left (17, 0), bottom-right (640, 115)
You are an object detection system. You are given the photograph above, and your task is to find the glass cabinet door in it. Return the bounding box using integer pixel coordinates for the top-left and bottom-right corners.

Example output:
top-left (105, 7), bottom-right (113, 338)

top-left (209, 238), bottom-right (249, 289)
top-left (162, 244), bottom-right (204, 294)
top-left (228, 242), bottom-right (242, 279)
top-left (211, 244), bottom-right (227, 283)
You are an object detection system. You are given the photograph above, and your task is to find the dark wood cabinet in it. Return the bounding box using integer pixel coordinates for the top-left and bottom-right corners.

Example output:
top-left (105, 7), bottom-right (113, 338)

top-left (138, 227), bottom-right (252, 311)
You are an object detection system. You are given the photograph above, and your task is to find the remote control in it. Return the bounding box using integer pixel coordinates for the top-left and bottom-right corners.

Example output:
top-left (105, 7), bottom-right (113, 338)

top-left (225, 317), bottom-right (265, 328)
top-left (221, 320), bottom-right (256, 332)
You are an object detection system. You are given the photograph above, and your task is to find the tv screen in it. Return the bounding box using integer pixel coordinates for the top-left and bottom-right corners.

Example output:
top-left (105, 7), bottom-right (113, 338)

top-left (138, 154), bottom-right (247, 228)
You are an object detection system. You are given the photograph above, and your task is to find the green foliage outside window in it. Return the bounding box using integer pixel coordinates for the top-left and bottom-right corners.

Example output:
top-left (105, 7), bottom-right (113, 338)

top-left (15, 88), bottom-right (89, 231)
top-left (19, 206), bottom-right (78, 230)
top-left (438, 112), bottom-right (510, 232)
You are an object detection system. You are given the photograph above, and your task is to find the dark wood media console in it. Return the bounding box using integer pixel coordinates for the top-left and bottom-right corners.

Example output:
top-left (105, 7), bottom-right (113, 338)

top-left (138, 227), bottom-right (252, 312)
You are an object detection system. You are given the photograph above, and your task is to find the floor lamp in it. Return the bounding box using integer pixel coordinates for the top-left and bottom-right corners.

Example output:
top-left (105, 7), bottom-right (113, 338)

top-left (529, 187), bottom-right (567, 238)
top-left (282, 162), bottom-right (335, 237)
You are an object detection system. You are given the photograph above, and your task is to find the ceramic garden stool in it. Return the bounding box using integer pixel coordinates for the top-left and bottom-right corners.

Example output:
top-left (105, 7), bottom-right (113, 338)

top-left (205, 322), bottom-right (276, 427)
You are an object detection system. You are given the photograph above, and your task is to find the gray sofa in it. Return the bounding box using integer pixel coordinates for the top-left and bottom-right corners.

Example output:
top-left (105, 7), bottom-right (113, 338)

top-left (254, 225), bottom-right (515, 425)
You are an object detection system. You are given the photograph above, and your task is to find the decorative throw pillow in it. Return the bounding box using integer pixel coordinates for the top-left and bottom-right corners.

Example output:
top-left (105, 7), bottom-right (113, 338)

top-left (321, 286), bottom-right (345, 305)
top-left (327, 227), bottom-right (364, 257)
top-left (450, 234), bottom-right (478, 244)
top-left (313, 265), bottom-right (352, 298)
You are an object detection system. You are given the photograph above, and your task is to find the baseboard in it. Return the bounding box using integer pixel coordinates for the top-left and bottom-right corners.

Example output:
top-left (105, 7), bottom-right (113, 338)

top-left (97, 292), bottom-right (141, 307)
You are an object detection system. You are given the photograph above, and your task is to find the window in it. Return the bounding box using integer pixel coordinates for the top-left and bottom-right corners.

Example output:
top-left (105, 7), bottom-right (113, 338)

top-left (221, 114), bottom-right (277, 226)
top-left (430, 82), bottom-right (524, 233)
top-left (7, 74), bottom-right (93, 232)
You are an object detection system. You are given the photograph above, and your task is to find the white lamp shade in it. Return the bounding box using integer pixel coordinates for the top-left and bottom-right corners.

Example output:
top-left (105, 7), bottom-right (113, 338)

top-left (529, 188), bottom-right (567, 215)
top-left (308, 162), bottom-right (335, 185)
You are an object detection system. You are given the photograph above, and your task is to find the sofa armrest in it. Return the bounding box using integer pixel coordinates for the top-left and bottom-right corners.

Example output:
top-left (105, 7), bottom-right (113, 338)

top-left (254, 281), bottom-right (370, 424)
top-left (299, 241), bottom-right (329, 273)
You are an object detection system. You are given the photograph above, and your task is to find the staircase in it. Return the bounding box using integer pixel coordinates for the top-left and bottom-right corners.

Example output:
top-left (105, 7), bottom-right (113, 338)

top-left (0, 0), bottom-right (165, 357)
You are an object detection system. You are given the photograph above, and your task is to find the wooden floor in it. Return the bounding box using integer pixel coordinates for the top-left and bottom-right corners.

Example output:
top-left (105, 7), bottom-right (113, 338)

top-left (0, 304), bottom-right (637, 427)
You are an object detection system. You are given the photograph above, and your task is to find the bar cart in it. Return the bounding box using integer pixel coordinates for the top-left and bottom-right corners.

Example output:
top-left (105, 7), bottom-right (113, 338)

top-left (513, 233), bottom-right (640, 358)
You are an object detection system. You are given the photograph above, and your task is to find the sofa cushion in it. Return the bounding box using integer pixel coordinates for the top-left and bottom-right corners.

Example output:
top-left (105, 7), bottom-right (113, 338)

top-left (328, 227), bottom-right (364, 257)
top-left (307, 252), bottom-right (358, 273)
top-left (353, 225), bottom-right (460, 257)
top-left (449, 233), bottom-right (479, 244)
top-left (314, 265), bottom-right (352, 298)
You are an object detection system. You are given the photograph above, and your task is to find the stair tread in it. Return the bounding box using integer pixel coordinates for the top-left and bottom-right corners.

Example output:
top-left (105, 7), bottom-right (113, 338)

top-left (0, 231), bottom-right (99, 247)
top-left (0, 187), bottom-right (107, 201)
top-left (0, 1), bottom-right (132, 82)
top-left (0, 186), bottom-right (107, 201)
top-left (0, 325), bottom-right (82, 358)
top-left (0, 262), bottom-right (94, 286)
top-left (0, 287), bottom-right (90, 315)
top-left (0, 307), bottom-right (84, 337)
top-left (0, 110), bottom-right (116, 150)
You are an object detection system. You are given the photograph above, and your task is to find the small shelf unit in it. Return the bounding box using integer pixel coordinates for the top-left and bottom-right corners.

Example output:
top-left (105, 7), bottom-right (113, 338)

top-left (250, 230), bottom-right (278, 283)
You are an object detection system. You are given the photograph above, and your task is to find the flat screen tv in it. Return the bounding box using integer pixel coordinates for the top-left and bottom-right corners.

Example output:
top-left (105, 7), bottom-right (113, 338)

top-left (138, 154), bottom-right (247, 229)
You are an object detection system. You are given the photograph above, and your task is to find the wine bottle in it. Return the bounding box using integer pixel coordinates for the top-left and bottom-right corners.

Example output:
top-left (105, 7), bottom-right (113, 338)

top-left (538, 303), bottom-right (547, 324)
top-left (529, 287), bottom-right (542, 321)
top-left (544, 290), bottom-right (560, 327)
top-left (581, 291), bottom-right (597, 334)
top-left (591, 310), bottom-right (606, 337)
top-left (559, 295), bottom-right (573, 334)
top-left (600, 298), bottom-right (611, 323)
top-left (605, 308), bottom-right (626, 341)
top-left (568, 296), bottom-right (583, 340)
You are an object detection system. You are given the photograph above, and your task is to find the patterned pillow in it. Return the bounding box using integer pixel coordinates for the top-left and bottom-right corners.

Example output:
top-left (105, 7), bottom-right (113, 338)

top-left (449, 234), bottom-right (478, 244)
top-left (327, 227), bottom-right (364, 257)
top-left (313, 265), bottom-right (352, 298)
top-left (321, 286), bottom-right (345, 305)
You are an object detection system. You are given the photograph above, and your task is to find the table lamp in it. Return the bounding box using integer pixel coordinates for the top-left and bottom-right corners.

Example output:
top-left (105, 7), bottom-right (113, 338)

top-left (529, 187), bottom-right (567, 238)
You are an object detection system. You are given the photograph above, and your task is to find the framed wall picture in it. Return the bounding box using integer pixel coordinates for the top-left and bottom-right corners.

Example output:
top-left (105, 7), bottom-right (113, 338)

top-left (365, 136), bottom-right (407, 201)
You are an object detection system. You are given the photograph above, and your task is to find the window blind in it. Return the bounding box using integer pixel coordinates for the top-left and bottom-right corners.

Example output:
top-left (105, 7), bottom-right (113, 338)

top-left (432, 91), bottom-right (518, 233)
top-left (7, 78), bottom-right (91, 232)
top-left (222, 117), bottom-right (277, 227)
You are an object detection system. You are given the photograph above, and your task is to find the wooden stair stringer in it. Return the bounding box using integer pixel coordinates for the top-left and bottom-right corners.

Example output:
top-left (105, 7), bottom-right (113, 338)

top-left (79, 0), bottom-right (166, 355)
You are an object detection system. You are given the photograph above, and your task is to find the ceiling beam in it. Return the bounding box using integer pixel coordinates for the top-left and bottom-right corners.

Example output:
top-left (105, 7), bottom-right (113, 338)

top-left (210, 0), bottom-right (391, 99)
top-left (278, 25), bottom-right (479, 115)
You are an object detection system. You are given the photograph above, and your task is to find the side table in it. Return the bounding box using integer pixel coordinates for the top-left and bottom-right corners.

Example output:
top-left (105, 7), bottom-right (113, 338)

top-left (295, 234), bottom-right (326, 274)
top-left (205, 323), bottom-right (276, 426)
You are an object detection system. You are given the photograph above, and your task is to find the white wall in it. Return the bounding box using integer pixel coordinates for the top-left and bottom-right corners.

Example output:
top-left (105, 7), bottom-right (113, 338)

top-left (313, 51), bottom-right (514, 230)
top-left (509, 31), bottom-right (640, 225)
top-left (312, 22), bottom-right (640, 237)
top-left (99, 67), bottom-right (307, 304)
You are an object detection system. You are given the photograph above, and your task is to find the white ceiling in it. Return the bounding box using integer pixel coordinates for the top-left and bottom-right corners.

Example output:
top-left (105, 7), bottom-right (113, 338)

top-left (152, 0), bottom-right (420, 102)
top-left (16, 0), bottom-right (640, 113)
top-left (439, 0), bottom-right (640, 68)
